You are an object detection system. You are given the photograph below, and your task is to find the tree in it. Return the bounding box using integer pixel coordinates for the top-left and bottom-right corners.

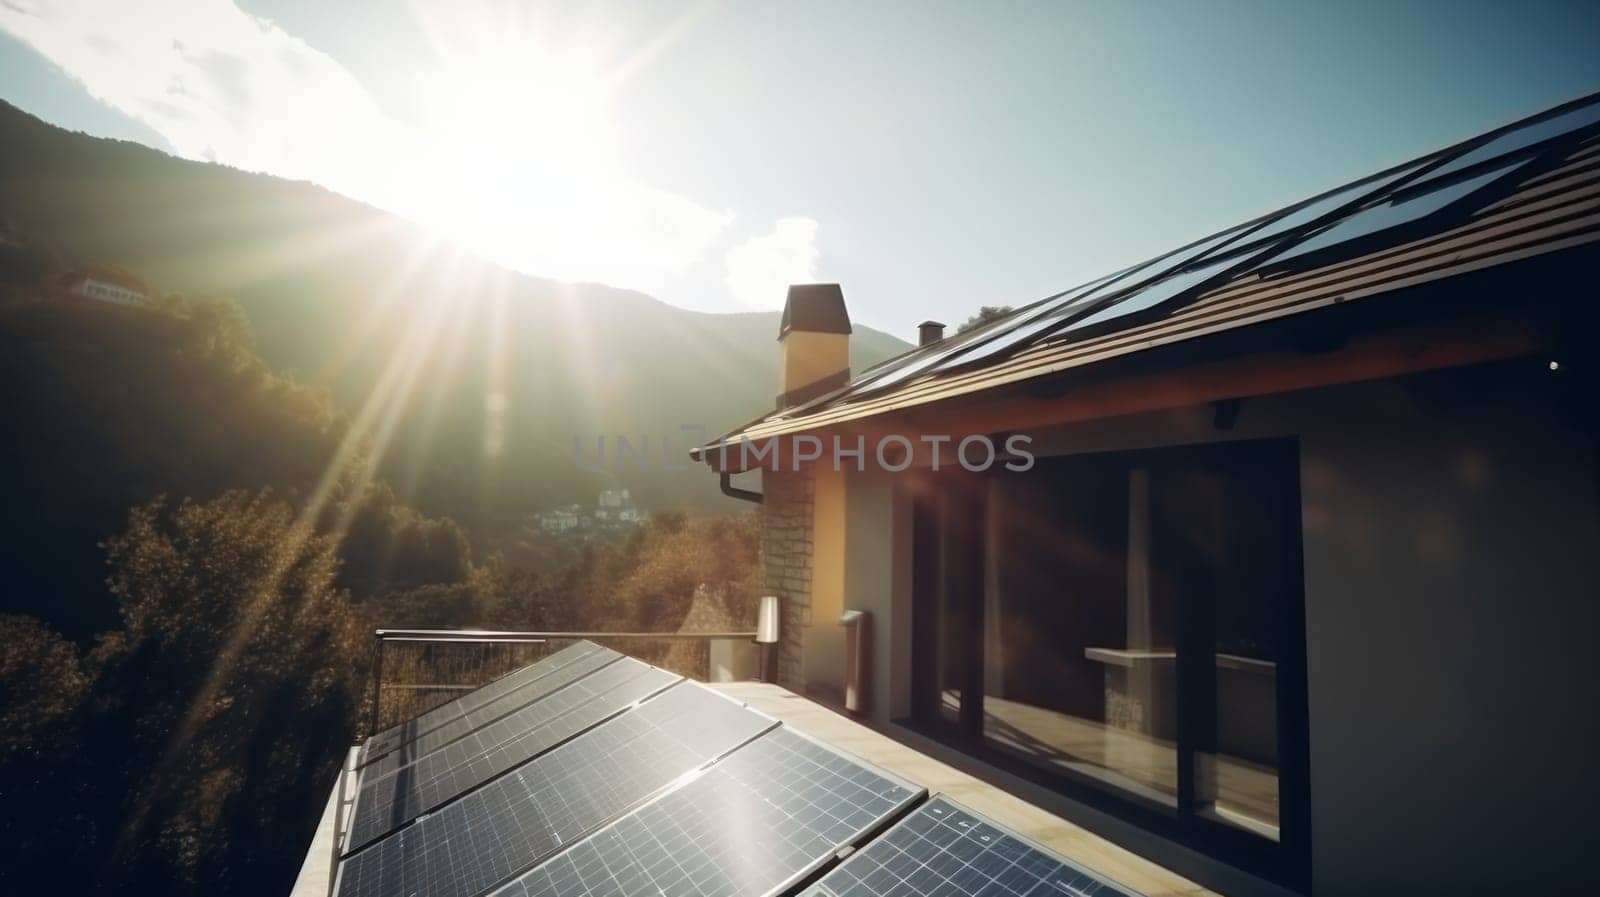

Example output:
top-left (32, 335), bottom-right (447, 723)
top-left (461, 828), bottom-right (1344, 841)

top-left (957, 304), bottom-right (1014, 333)
top-left (0, 614), bottom-right (88, 761)
top-left (82, 490), bottom-right (368, 895)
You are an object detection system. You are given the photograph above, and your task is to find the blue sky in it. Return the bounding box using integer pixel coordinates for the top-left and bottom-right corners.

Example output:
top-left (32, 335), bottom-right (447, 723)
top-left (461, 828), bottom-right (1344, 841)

top-left (3, 1), bottom-right (1598, 339)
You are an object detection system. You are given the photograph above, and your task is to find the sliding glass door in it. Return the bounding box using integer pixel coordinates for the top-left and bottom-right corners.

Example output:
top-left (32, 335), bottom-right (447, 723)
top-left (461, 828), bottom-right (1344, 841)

top-left (910, 439), bottom-right (1309, 890)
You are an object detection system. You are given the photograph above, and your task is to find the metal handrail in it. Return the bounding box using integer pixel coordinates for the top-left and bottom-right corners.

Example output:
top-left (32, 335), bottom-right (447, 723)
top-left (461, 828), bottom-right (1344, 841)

top-left (366, 628), bottom-right (762, 735)
top-left (375, 628), bottom-right (758, 640)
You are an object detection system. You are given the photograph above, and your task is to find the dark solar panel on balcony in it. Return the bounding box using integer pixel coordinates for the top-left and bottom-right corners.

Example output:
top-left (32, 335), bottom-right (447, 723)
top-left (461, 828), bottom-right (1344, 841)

top-left (495, 726), bottom-right (923, 897)
top-left (803, 797), bottom-right (1143, 897)
top-left (345, 659), bottom-right (680, 852)
top-left (359, 641), bottom-right (607, 764)
top-left (360, 645), bottom-right (623, 772)
top-left (334, 682), bottom-right (775, 897)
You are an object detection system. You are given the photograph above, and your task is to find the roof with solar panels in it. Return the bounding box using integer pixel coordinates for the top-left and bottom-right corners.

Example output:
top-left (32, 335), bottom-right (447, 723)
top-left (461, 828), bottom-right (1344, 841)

top-left (319, 641), bottom-right (1154, 897)
top-left (694, 90), bottom-right (1600, 462)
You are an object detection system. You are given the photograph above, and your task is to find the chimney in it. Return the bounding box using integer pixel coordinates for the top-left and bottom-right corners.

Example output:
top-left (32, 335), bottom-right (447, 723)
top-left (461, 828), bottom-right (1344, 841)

top-left (777, 284), bottom-right (852, 408)
top-left (917, 320), bottom-right (945, 346)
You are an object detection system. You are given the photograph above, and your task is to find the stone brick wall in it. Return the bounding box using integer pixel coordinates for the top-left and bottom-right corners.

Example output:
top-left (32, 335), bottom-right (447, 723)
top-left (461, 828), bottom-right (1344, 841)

top-left (759, 468), bottom-right (814, 689)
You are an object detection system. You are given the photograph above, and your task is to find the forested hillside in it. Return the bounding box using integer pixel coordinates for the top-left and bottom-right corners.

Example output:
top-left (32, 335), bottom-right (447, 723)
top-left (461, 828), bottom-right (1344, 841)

top-left (0, 277), bottom-right (759, 896)
top-left (0, 99), bottom-right (910, 523)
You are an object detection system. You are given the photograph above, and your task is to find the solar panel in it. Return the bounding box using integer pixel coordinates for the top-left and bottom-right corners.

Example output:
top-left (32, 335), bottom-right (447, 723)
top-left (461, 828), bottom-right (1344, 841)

top-left (494, 726), bottom-right (923, 897)
top-left (803, 797), bottom-right (1144, 897)
top-left (1268, 156), bottom-right (1534, 266)
top-left (840, 161), bottom-right (1428, 387)
top-left (334, 682), bottom-right (775, 897)
top-left (915, 227), bottom-right (1255, 377)
top-left (360, 646), bottom-right (623, 772)
top-left (1213, 160), bottom-right (1429, 263)
top-left (346, 659), bottom-right (681, 852)
top-left (1417, 97), bottom-right (1600, 186)
top-left (1053, 251), bottom-right (1245, 339)
top-left (360, 641), bottom-right (607, 764)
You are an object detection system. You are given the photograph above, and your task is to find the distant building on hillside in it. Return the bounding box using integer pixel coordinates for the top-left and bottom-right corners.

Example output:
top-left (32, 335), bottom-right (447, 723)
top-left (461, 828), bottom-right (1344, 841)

top-left (538, 491), bottom-right (645, 536)
top-left (595, 489), bottom-right (645, 525)
top-left (536, 506), bottom-right (582, 533)
top-left (57, 267), bottom-right (147, 307)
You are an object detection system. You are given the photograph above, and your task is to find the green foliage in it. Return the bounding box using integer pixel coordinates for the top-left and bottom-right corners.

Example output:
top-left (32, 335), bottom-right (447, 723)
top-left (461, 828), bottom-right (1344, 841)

top-left (0, 491), bottom-right (370, 895)
top-left (0, 292), bottom-right (472, 636)
top-left (93, 491), bottom-right (367, 891)
top-left (0, 294), bottom-right (340, 635)
top-left (0, 614), bottom-right (88, 761)
top-left (958, 304), bottom-right (1015, 333)
top-left (335, 482), bottom-right (474, 600)
top-left (578, 512), bottom-right (760, 632)
top-left (0, 99), bottom-right (913, 517)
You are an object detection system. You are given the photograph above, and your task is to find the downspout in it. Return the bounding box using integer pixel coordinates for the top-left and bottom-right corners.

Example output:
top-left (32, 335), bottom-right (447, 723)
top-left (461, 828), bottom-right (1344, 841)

top-left (720, 470), bottom-right (763, 504)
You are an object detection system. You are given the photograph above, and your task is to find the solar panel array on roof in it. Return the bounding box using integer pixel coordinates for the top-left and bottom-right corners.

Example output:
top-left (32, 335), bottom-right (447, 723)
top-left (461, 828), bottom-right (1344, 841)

top-left (715, 92), bottom-right (1600, 434)
top-left (332, 641), bottom-right (1156, 897)
top-left (336, 681), bottom-right (775, 897)
top-left (495, 727), bottom-right (922, 897)
top-left (1268, 155), bottom-right (1533, 267)
top-left (803, 797), bottom-right (1140, 897)
top-left (359, 641), bottom-right (608, 764)
top-left (360, 645), bottom-right (622, 772)
top-left (346, 658), bottom-right (680, 852)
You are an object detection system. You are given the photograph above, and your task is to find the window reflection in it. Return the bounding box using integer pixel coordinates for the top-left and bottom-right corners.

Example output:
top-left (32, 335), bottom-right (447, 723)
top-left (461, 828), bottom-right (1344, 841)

top-left (917, 442), bottom-right (1295, 844)
top-left (982, 460), bottom-right (1179, 807)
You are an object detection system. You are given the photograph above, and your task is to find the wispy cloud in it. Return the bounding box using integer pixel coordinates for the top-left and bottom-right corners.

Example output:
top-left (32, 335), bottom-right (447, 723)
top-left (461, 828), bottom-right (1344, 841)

top-left (0, 0), bottom-right (736, 293)
top-left (724, 217), bottom-right (820, 310)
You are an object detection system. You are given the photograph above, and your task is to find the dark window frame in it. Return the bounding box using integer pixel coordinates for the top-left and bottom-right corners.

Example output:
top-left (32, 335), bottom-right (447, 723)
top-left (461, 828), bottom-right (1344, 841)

top-left (906, 437), bottom-right (1312, 893)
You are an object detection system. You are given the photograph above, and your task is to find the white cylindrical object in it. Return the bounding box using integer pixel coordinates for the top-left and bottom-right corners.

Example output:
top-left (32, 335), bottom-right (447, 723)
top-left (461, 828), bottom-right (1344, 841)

top-left (756, 595), bottom-right (781, 644)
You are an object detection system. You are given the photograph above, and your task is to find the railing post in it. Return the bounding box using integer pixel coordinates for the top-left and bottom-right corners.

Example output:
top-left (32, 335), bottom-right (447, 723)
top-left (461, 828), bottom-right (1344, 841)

top-left (368, 632), bottom-right (384, 738)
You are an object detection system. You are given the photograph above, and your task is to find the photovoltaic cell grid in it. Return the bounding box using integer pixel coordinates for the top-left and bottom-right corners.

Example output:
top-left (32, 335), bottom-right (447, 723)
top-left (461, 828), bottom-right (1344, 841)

top-left (335, 682), bottom-right (775, 897)
top-left (494, 727), bottom-right (923, 897)
top-left (347, 659), bottom-right (681, 852)
top-left (358, 648), bottom-right (632, 786)
top-left (804, 797), bottom-right (1142, 897)
top-left (802, 94), bottom-right (1600, 408)
top-left (361, 646), bottom-right (623, 775)
top-left (360, 641), bottom-right (605, 763)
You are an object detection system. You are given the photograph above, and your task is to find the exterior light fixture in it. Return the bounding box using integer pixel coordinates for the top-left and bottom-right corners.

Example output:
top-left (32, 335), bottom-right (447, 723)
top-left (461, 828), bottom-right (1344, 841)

top-left (756, 595), bottom-right (780, 644)
top-left (755, 595), bottom-right (780, 684)
top-left (1549, 360), bottom-right (1561, 371)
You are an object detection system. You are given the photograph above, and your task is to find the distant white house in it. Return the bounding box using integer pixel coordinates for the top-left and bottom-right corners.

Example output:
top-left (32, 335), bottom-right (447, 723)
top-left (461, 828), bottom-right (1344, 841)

top-left (537, 506), bottom-right (582, 533)
top-left (541, 490), bottom-right (645, 535)
top-left (59, 268), bottom-right (147, 307)
top-left (595, 489), bottom-right (645, 526)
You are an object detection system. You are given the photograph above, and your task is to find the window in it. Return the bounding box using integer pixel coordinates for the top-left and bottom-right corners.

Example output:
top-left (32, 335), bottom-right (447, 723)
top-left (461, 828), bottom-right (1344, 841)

top-left (910, 439), bottom-right (1310, 890)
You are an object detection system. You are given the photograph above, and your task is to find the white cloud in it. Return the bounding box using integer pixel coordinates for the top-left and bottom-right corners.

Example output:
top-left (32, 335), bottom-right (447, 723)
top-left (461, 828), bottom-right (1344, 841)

top-left (0, 0), bottom-right (735, 293)
top-left (723, 217), bottom-right (820, 311)
top-left (0, 0), bottom-right (402, 202)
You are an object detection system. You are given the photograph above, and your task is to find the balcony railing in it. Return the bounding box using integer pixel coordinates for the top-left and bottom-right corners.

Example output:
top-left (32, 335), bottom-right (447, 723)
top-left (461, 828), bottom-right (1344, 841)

top-left (365, 628), bottom-right (760, 736)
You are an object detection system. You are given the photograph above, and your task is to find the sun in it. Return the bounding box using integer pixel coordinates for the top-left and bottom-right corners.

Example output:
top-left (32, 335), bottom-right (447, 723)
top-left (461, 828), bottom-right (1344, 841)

top-left (405, 41), bottom-right (620, 275)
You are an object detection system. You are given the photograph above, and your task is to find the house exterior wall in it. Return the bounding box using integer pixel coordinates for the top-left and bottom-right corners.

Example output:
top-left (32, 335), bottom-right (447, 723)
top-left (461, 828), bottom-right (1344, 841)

top-left (804, 466), bottom-right (848, 702)
top-left (759, 468), bottom-right (814, 689)
top-left (831, 359), bottom-right (1598, 894)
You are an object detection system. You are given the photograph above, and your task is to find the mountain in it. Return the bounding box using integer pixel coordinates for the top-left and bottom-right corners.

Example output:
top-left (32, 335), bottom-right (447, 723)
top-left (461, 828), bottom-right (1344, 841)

top-left (0, 100), bottom-right (911, 521)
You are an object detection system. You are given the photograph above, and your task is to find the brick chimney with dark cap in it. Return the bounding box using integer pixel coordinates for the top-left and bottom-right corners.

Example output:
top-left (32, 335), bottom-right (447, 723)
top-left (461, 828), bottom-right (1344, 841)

top-left (777, 284), bottom-right (852, 408)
